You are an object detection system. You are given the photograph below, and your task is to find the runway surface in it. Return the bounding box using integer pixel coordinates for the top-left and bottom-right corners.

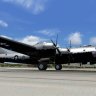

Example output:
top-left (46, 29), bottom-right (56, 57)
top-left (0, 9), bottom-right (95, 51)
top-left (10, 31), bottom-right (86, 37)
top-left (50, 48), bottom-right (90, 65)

top-left (0, 68), bottom-right (96, 96)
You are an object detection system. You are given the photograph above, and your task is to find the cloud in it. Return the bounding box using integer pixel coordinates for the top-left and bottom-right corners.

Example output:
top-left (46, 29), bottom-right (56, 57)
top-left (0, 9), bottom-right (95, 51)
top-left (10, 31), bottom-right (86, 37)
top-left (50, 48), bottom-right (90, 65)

top-left (0, 35), bottom-right (12, 39)
top-left (68, 32), bottom-right (82, 45)
top-left (90, 37), bottom-right (96, 45)
top-left (38, 29), bottom-right (60, 36)
top-left (0, 35), bottom-right (46, 45)
top-left (19, 35), bottom-right (46, 45)
top-left (3, 0), bottom-right (48, 14)
top-left (0, 20), bottom-right (8, 27)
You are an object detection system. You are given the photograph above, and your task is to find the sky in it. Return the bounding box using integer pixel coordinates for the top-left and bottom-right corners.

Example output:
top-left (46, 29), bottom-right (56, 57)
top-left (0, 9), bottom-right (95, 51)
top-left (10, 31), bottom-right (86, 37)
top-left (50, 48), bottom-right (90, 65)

top-left (0, 0), bottom-right (96, 47)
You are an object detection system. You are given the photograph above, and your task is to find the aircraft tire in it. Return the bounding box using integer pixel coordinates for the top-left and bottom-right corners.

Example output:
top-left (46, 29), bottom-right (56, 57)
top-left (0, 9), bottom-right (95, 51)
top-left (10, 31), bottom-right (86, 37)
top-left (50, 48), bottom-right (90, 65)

top-left (55, 64), bottom-right (62, 70)
top-left (38, 63), bottom-right (47, 70)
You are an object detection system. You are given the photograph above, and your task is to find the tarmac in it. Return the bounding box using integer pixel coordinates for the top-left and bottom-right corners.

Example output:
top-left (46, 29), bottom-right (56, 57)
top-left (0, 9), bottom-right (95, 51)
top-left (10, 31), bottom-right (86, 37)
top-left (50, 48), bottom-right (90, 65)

top-left (0, 67), bottom-right (96, 96)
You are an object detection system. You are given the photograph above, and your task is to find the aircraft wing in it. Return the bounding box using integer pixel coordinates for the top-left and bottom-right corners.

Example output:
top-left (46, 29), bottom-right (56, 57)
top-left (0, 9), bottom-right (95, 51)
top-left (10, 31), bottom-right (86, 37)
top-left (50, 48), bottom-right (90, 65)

top-left (0, 36), bottom-right (37, 56)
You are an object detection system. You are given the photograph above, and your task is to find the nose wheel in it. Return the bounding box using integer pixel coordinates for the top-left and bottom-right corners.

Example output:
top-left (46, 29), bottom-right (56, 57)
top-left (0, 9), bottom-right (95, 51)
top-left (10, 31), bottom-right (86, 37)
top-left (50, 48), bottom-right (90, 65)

top-left (55, 64), bottom-right (62, 70)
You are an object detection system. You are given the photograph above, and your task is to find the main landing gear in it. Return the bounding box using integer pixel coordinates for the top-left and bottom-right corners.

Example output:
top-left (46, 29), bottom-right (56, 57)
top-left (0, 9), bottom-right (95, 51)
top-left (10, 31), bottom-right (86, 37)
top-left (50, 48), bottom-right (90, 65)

top-left (55, 64), bottom-right (62, 70)
top-left (38, 63), bottom-right (47, 70)
top-left (37, 63), bottom-right (62, 71)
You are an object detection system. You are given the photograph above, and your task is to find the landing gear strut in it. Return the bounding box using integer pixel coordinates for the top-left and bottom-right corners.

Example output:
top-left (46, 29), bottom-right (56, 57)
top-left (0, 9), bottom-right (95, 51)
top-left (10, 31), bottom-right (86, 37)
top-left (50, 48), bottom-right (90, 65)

top-left (55, 64), bottom-right (62, 70)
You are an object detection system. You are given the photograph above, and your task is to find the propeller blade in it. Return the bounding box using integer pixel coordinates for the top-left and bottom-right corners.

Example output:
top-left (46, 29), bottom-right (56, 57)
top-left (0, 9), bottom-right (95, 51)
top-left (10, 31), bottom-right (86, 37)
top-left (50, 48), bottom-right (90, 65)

top-left (69, 40), bottom-right (72, 49)
top-left (51, 40), bottom-right (61, 55)
top-left (56, 47), bottom-right (61, 55)
top-left (67, 48), bottom-right (70, 52)
top-left (56, 34), bottom-right (58, 46)
top-left (51, 40), bottom-right (56, 47)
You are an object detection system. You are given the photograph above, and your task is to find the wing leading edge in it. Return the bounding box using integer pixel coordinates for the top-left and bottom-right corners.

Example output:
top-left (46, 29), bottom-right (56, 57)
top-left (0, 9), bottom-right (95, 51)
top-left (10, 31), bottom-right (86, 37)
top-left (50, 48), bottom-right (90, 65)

top-left (0, 36), bottom-right (37, 56)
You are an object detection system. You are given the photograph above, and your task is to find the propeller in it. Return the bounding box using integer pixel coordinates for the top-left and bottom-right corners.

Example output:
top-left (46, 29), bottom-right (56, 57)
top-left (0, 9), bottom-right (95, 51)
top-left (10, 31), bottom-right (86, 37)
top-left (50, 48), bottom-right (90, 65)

top-left (51, 36), bottom-right (73, 65)
top-left (51, 34), bottom-right (61, 55)
top-left (55, 34), bottom-right (58, 46)
top-left (67, 40), bottom-right (74, 65)
top-left (67, 40), bottom-right (72, 52)
top-left (51, 40), bottom-right (61, 55)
